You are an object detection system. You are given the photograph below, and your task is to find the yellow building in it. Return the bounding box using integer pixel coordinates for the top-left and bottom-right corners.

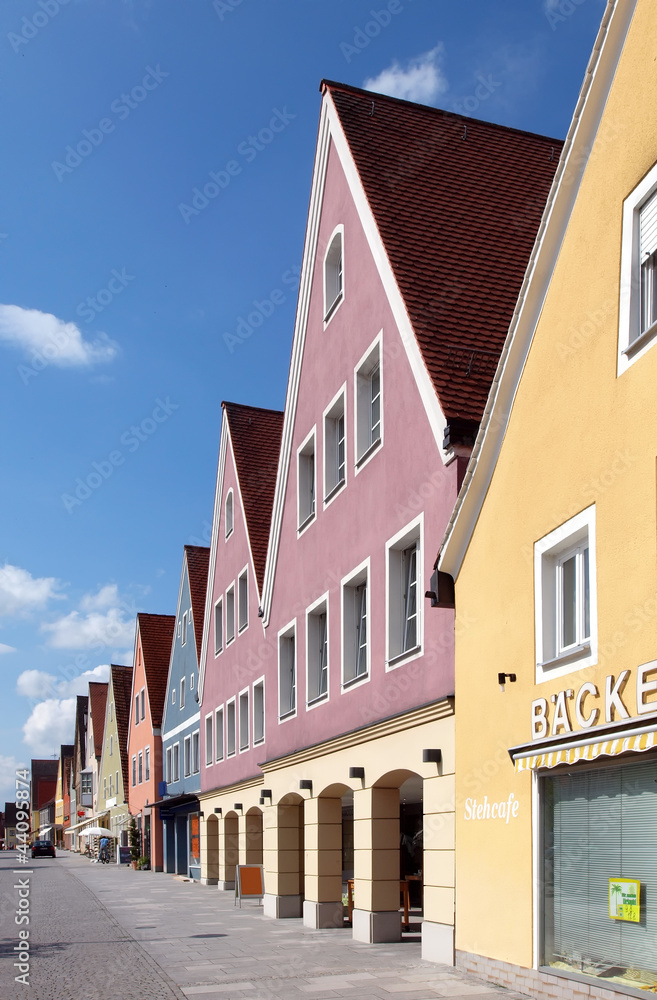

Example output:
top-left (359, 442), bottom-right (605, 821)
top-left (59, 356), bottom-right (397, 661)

top-left (438, 1), bottom-right (657, 996)
top-left (96, 664), bottom-right (134, 851)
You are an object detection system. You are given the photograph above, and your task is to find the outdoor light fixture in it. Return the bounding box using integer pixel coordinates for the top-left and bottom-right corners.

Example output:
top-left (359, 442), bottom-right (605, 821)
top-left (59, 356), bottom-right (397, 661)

top-left (498, 673), bottom-right (517, 690)
top-left (199, 812), bottom-right (204, 819)
top-left (214, 807), bottom-right (222, 815)
top-left (299, 780), bottom-right (312, 793)
top-left (259, 798), bottom-right (265, 805)
top-left (234, 803), bottom-right (243, 812)
top-left (261, 789), bottom-right (272, 800)
top-left (422, 749), bottom-right (442, 764)
top-left (349, 767), bottom-right (365, 780)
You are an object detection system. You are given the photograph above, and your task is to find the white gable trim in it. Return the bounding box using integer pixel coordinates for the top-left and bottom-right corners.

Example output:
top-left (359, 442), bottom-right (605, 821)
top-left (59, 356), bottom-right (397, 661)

top-left (439, 0), bottom-right (635, 581)
top-left (162, 549), bottom-right (190, 734)
top-left (198, 413), bottom-right (228, 701)
top-left (261, 90), bottom-right (447, 624)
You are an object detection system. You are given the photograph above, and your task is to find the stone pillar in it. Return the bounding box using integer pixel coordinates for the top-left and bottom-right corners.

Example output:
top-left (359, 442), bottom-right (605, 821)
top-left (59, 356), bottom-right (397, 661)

top-left (303, 796), bottom-right (343, 928)
top-left (243, 810), bottom-right (263, 865)
top-left (221, 814), bottom-right (239, 890)
top-left (201, 814), bottom-right (219, 885)
top-left (352, 787), bottom-right (401, 943)
top-left (263, 800), bottom-right (304, 918)
top-left (422, 773), bottom-right (455, 964)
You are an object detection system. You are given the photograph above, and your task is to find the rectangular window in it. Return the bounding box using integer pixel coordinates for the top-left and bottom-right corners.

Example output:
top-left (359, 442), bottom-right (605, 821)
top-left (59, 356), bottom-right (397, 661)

top-left (131, 756), bottom-right (136, 786)
top-left (103, 776), bottom-right (107, 799)
top-left (166, 746), bottom-right (172, 783)
top-left (180, 678), bottom-right (185, 710)
top-left (387, 519), bottom-right (422, 666)
top-left (225, 490), bottom-right (234, 538)
top-left (355, 339), bottom-right (382, 464)
top-left (226, 700), bottom-right (236, 756)
top-left (324, 389), bottom-right (346, 501)
top-left (138, 751), bottom-right (143, 784)
top-left (226, 585), bottom-right (235, 643)
top-left (297, 430), bottom-right (316, 530)
top-left (205, 715), bottom-right (213, 765)
top-left (238, 569), bottom-right (248, 632)
top-left (135, 695), bottom-right (139, 725)
top-left (214, 598), bottom-right (223, 654)
top-left (109, 734), bottom-right (113, 756)
top-left (542, 760), bottom-right (657, 984)
top-left (535, 506), bottom-right (597, 681)
top-left (190, 672), bottom-right (194, 690)
top-left (172, 687), bottom-right (176, 704)
top-left (278, 624), bottom-right (296, 719)
top-left (253, 680), bottom-right (264, 745)
top-left (342, 563), bottom-right (369, 685)
top-left (192, 731), bottom-right (200, 773)
top-left (307, 600), bottom-right (329, 704)
top-left (140, 688), bottom-right (145, 721)
top-left (145, 747), bottom-right (150, 781)
top-left (108, 774), bottom-right (112, 797)
top-left (172, 743), bottom-right (180, 782)
top-left (182, 611), bottom-right (188, 646)
top-left (184, 735), bottom-right (191, 777)
top-left (239, 690), bottom-right (249, 751)
top-left (115, 770), bottom-right (119, 796)
top-left (215, 707), bottom-right (224, 761)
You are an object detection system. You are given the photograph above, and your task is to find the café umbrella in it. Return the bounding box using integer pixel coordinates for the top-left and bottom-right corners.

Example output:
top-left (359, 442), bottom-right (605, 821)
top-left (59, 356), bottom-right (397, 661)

top-left (80, 826), bottom-right (118, 837)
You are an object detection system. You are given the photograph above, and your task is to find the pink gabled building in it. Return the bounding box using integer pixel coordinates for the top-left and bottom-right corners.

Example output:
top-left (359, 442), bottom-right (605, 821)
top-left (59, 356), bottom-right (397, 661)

top-left (199, 80), bottom-right (561, 962)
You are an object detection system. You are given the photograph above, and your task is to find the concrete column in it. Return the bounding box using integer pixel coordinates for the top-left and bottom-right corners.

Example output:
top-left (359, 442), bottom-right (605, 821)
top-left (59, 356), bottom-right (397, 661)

top-left (422, 773), bottom-right (455, 964)
top-left (352, 787), bottom-right (401, 943)
top-left (201, 815), bottom-right (219, 885)
top-left (303, 797), bottom-right (343, 929)
top-left (221, 814), bottom-right (239, 890)
top-left (263, 801), bottom-right (304, 918)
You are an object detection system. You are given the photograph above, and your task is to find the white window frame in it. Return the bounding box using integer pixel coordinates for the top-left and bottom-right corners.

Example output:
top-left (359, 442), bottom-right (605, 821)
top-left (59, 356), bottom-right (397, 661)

top-left (215, 707), bottom-right (224, 762)
top-left (131, 755), bottom-right (136, 786)
top-left (191, 730), bottom-right (200, 774)
top-left (297, 426), bottom-right (317, 534)
top-left (226, 698), bottom-right (236, 757)
top-left (109, 734), bottom-right (113, 756)
top-left (180, 677), bottom-right (186, 710)
top-left (172, 687), bottom-right (176, 705)
top-left (618, 161), bottom-right (657, 375)
top-left (145, 745), bottom-right (150, 781)
top-left (323, 224), bottom-right (344, 325)
top-left (172, 742), bottom-right (180, 782)
top-left (238, 566), bottom-right (249, 633)
top-left (385, 514), bottom-right (423, 670)
top-left (323, 384), bottom-right (347, 507)
top-left (278, 619), bottom-right (297, 722)
top-left (166, 746), bottom-right (172, 783)
top-left (140, 688), bottom-right (145, 721)
top-left (182, 611), bottom-right (188, 646)
top-left (205, 713), bottom-right (214, 766)
top-left (252, 677), bottom-right (265, 746)
top-left (138, 750), bottom-right (143, 784)
top-left (190, 672), bottom-right (194, 690)
top-left (306, 592), bottom-right (330, 708)
top-left (225, 488), bottom-right (234, 539)
top-left (341, 558), bottom-right (371, 690)
top-left (354, 332), bottom-right (383, 472)
top-left (239, 687), bottom-right (249, 752)
top-left (226, 584), bottom-right (235, 644)
top-left (183, 734), bottom-right (191, 777)
top-left (135, 694), bottom-right (139, 725)
top-left (115, 769), bottom-right (119, 796)
top-left (534, 505), bottom-right (597, 683)
top-left (214, 597), bottom-right (223, 655)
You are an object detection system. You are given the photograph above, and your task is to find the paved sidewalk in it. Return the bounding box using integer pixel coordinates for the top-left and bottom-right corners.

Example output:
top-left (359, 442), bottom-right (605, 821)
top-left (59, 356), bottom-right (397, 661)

top-left (60, 851), bottom-right (530, 1000)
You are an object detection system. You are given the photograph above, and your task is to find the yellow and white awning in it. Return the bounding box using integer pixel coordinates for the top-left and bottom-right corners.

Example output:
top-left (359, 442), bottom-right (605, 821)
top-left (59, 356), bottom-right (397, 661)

top-left (513, 729), bottom-right (657, 772)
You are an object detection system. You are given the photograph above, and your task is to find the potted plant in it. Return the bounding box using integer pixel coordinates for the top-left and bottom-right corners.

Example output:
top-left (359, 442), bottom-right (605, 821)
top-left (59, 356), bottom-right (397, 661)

top-left (129, 818), bottom-right (140, 870)
top-left (137, 856), bottom-right (151, 870)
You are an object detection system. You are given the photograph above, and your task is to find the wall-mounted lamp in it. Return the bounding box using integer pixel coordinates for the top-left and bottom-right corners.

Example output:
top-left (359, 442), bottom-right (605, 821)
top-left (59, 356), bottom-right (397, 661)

top-left (214, 807), bottom-right (222, 815)
top-left (199, 811), bottom-right (204, 819)
top-left (299, 780), bottom-right (312, 793)
top-left (422, 749), bottom-right (442, 765)
top-left (259, 798), bottom-right (265, 805)
top-left (498, 673), bottom-right (517, 691)
top-left (261, 789), bottom-right (272, 800)
top-left (349, 767), bottom-right (365, 780)
top-left (234, 803), bottom-right (243, 812)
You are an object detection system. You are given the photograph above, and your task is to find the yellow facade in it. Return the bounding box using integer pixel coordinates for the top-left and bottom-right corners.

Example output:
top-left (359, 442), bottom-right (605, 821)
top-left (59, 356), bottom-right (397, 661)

top-left (440, 0), bottom-right (657, 993)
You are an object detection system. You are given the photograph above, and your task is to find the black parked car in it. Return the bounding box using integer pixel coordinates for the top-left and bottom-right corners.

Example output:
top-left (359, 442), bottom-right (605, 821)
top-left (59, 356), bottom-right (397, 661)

top-left (31, 840), bottom-right (56, 858)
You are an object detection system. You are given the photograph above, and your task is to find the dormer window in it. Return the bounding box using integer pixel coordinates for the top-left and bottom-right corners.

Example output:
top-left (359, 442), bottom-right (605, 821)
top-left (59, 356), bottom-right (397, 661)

top-left (324, 227), bottom-right (344, 322)
top-left (225, 489), bottom-right (234, 539)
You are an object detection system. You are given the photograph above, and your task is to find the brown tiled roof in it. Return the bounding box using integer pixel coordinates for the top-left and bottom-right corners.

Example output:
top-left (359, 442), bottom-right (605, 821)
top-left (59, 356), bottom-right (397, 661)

top-left (323, 80), bottom-right (563, 424)
top-left (75, 694), bottom-right (88, 769)
top-left (184, 545), bottom-right (210, 660)
top-left (223, 402), bottom-right (284, 592)
top-left (88, 682), bottom-right (108, 759)
top-left (110, 664), bottom-right (133, 794)
top-left (137, 613), bottom-right (175, 729)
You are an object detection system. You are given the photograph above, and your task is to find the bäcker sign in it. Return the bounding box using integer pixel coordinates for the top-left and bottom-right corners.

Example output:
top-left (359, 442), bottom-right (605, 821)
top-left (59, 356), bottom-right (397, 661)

top-left (531, 661), bottom-right (657, 740)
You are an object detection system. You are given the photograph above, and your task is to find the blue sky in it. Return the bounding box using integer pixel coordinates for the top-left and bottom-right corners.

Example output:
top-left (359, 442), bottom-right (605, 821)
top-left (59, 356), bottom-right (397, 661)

top-left (0, 0), bottom-right (605, 804)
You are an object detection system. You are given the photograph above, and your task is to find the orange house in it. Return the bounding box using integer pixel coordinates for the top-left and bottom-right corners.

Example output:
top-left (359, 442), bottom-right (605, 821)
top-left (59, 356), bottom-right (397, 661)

top-left (127, 612), bottom-right (175, 870)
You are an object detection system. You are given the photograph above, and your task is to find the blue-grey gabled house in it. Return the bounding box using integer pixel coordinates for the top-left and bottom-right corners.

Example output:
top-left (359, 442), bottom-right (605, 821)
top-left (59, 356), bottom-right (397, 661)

top-left (157, 545), bottom-right (209, 879)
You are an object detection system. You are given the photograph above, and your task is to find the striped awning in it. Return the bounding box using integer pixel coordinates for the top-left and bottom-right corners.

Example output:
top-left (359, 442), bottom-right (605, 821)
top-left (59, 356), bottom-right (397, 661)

top-left (514, 729), bottom-right (657, 772)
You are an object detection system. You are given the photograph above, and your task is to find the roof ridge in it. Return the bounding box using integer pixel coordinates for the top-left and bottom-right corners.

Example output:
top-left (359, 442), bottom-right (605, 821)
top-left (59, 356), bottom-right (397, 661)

top-left (222, 400), bottom-right (285, 417)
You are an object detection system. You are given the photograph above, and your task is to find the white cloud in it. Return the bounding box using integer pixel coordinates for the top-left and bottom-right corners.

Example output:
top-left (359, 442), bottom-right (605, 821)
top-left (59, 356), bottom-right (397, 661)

top-left (0, 304), bottom-right (118, 366)
top-left (364, 44), bottom-right (449, 105)
top-left (0, 755), bottom-right (29, 808)
top-left (22, 698), bottom-right (77, 757)
top-left (80, 584), bottom-right (120, 612)
top-left (41, 606), bottom-right (134, 650)
top-left (0, 563), bottom-right (64, 617)
top-left (58, 664), bottom-right (111, 697)
top-left (16, 669), bottom-right (57, 699)
top-left (0, 642), bottom-right (16, 654)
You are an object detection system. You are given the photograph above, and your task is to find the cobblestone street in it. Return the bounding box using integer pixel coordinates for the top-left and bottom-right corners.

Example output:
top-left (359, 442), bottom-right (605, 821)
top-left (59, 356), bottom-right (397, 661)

top-left (1, 851), bottom-right (530, 1000)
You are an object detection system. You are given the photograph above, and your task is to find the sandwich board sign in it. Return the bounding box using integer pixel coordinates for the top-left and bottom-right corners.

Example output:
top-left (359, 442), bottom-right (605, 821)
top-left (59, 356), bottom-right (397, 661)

top-left (235, 865), bottom-right (264, 907)
top-left (609, 878), bottom-right (640, 922)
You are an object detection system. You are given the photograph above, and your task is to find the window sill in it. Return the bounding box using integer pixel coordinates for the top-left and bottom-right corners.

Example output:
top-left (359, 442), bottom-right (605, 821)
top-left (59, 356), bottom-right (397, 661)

top-left (226, 636), bottom-right (235, 646)
top-left (225, 528), bottom-right (233, 540)
top-left (324, 291), bottom-right (343, 324)
top-left (622, 318), bottom-right (657, 358)
top-left (387, 645), bottom-right (421, 669)
top-left (238, 623), bottom-right (248, 635)
top-left (356, 437), bottom-right (381, 469)
top-left (307, 692), bottom-right (328, 708)
top-left (539, 643), bottom-right (591, 671)
top-left (279, 708), bottom-right (296, 722)
top-left (253, 738), bottom-right (264, 747)
top-left (214, 648), bottom-right (223, 657)
top-left (342, 672), bottom-right (368, 690)
top-left (324, 478), bottom-right (345, 505)
top-left (297, 511), bottom-right (316, 535)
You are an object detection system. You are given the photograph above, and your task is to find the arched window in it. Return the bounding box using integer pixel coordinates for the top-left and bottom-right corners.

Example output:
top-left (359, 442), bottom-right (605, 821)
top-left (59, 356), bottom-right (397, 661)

top-left (225, 489), bottom-right (234, 539)
top-left (324, 227), bottom-right (343, 319)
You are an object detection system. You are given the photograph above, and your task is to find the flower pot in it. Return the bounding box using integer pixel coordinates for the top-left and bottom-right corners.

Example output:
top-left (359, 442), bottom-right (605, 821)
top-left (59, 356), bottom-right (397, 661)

top-left (131, 860), bottom-right (138, 870)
